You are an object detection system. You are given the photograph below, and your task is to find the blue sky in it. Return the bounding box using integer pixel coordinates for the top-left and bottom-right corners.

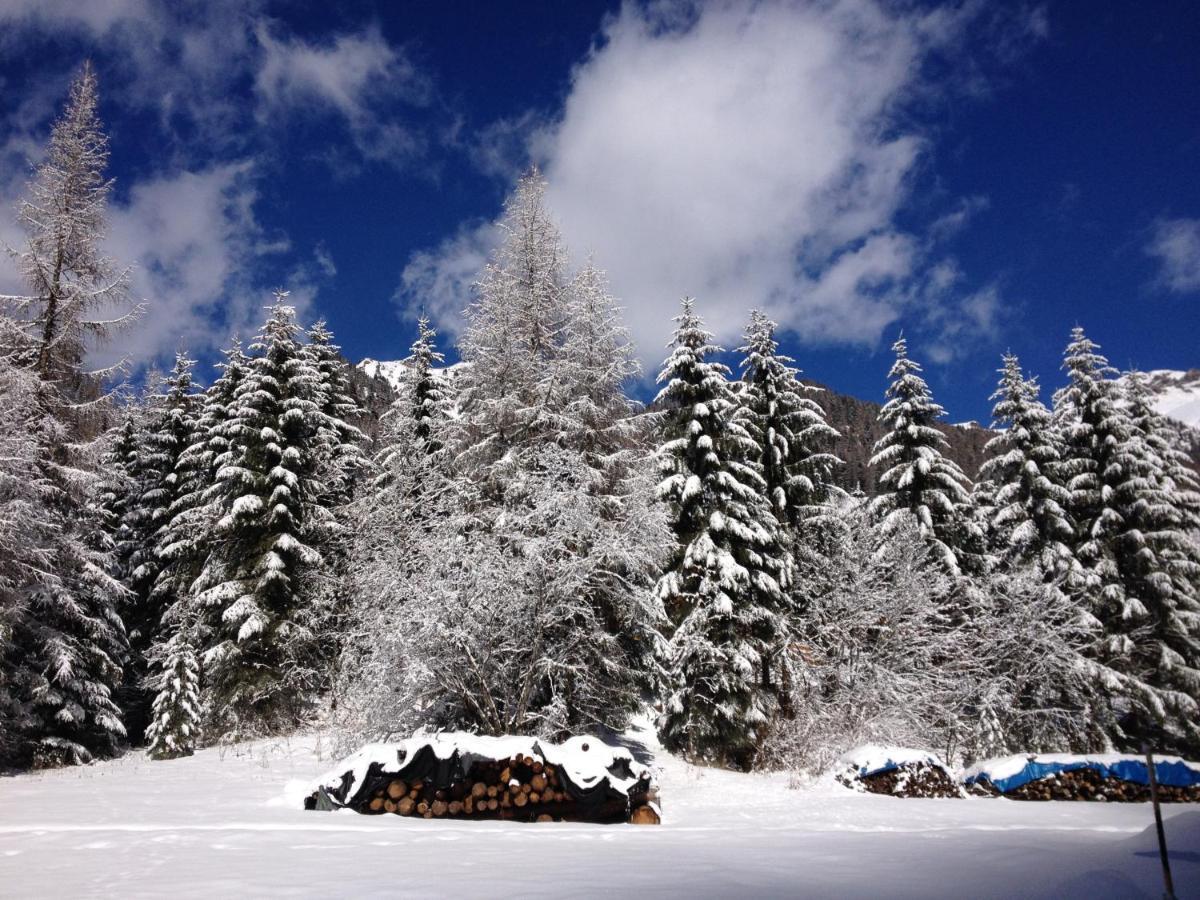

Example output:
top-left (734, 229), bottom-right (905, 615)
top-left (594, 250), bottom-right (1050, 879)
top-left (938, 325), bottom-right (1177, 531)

top-left (0, 0), bottom-right (1197, 422)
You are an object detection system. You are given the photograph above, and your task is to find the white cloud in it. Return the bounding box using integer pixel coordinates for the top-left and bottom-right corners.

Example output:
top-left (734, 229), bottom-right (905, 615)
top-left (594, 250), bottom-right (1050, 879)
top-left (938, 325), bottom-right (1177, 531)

top-left (254, 22), bottom-right (429, 166)
top-left (402, 0), bottom-right (1015, 366)
top-left (0, 3), bottom-right (429, 371)
top-left (0, 0), bottom-right (150, 36)
top-left (99, 163), bottom-right (299, 369)
top-left (398, 221), bottom-right (501, 334)
top-left (1146, 217), bottom-right (1200, 294)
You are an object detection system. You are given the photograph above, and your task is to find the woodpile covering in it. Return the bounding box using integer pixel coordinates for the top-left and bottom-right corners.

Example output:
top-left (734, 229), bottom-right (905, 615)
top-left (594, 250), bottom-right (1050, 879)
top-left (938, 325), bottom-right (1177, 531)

top-left (306, 734), bottom-right (659, 825)
top-left (836, 746), bottom-right (963, 798)
top-left (968, 767), bottom-right (1200, 802)
top-left (963, 753), bottom-right (1200, 802)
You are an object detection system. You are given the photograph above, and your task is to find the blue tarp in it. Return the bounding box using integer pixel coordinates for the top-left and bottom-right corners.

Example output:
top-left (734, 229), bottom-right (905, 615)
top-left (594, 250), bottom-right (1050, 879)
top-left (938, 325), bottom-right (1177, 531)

top-left (965, 757), bottom-right (1200, 794)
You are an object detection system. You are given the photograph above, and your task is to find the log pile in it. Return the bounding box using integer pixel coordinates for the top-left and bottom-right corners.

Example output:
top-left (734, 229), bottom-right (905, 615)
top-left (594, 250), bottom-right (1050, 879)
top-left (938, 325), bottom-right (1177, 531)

top-left (970, 767), bottom-right (1200, 803)
top-left (840, 762), bottom-right (963, 799)
top-left (306, 735), bottom-right (660, 825)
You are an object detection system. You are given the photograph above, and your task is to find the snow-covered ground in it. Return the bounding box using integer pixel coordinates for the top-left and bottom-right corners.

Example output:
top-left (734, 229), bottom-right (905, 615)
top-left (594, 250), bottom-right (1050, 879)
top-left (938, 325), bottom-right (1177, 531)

top-left (1, 727), bottom-right (1197, 899)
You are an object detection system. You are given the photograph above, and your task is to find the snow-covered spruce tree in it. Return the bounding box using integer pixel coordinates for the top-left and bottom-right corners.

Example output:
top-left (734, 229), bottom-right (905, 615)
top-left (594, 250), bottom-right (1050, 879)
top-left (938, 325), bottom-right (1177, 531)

top-left (405, 314), bottom-right (450, 452)
top-left (1053, 327), bottom-right (1129, 604)
top-left (304, 319), bottom-right (367, 506)
top-left (141, 339), bottom-right (249, 750)
top-left (301, 319), bottom-right (369, 680)
top-left (1105, 371), bottom-right (1200, 753)
top-left (149, 339), bottom-right (248, 636)
top-left (1053, 328), bottom-right (1200, 753)
top-left (336, 172), bottom-right (667, 743)
top-left (143, 621), bottom-right (201, 759)
top-left (191, 296), bottom-right (342, 740)
top-left (979, 353), bottom-right (1077, 576)
top-left (654, 299), bottom-right (790, 769)
top-left (101, 411), bottom-right (146, 588)
top-left (118, 353), bottom-right (200, 738)
top-left (737, 310), bottom-right (841, 527)
top-left (0, 63), bottom-right (138, 767)
top-left (869, 337), bottom-right (974, 575)
top-left (0, 343), bottom-right (60, 764)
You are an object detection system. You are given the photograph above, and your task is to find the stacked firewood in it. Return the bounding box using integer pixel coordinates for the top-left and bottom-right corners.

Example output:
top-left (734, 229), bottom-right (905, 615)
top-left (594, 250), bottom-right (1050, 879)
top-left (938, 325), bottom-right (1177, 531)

top-left (972, 767), bottom-right (1200, 802)
top-left (355, 753), bottom-right (660, 825)
top-left (843, 762), bottom-right (962, 799)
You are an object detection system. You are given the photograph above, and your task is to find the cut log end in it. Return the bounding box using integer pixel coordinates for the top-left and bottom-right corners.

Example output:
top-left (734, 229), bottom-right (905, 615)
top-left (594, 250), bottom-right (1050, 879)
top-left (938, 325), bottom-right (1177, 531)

top-left (629, 805), bottom-right (660, 825)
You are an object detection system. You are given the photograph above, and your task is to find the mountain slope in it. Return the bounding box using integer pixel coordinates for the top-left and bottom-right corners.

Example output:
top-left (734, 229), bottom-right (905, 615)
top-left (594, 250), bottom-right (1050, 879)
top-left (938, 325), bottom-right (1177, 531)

top-left (1122, 369), bottom-right (1200, 429)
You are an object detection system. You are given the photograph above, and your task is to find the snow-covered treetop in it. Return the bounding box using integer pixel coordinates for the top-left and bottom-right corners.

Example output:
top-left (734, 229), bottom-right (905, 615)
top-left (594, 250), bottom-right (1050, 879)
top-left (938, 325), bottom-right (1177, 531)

top-left (6, 61), bottom-right (141, 389)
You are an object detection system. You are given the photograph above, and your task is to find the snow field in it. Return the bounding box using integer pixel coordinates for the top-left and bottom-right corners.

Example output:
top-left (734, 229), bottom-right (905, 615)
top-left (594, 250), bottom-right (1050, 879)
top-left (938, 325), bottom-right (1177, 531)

top-left (1, 730), bottom-right (1197, 900)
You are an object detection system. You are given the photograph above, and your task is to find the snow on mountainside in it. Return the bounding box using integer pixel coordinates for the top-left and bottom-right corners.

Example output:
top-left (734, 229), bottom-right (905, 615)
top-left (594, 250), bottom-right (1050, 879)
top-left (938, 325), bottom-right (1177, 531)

top-left (358, 358), bottom-right (468, 393)
top-left (1125, 368), bottom-right (1200, 429)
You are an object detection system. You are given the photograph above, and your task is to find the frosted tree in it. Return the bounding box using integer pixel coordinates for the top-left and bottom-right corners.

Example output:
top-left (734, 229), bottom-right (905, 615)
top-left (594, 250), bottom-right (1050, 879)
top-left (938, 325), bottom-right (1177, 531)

top-left (0, 63), bottom-right (135, 767)
top-left (737, 310), bottom-right (841, 526)
top-left (3, 62), bottom-right (140, 390)
top-left (192, 296), bottom-right (340, 739)
top-left (655, 299), bottom-right (790, 769)
top-left (337, 173), bottom-right (667, 743)
top-left (869, 336), bottom-right (973, 574)
top-left (979, 353), bottom-right (1077, 576)
top-left (454, 168), bottom-right (570, 479)
top-left (765, 498), bottom-right (968, 771)
top-left (144, 622), bottom-right (202, 759)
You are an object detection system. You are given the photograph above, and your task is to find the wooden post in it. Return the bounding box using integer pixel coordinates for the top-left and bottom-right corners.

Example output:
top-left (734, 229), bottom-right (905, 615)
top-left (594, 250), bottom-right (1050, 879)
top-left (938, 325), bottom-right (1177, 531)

top-left (1144, 747), bottom-right (1175, 900)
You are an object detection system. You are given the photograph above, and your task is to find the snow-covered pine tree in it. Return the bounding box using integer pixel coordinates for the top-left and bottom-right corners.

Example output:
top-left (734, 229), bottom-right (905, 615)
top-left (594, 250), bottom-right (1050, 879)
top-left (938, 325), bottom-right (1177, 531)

top-left (0, 63), bottom-right (136, 767)
top-left (1106, 371), bottom-right (1200, 753)
top-left (655, 298), bottom-right (790, 769)
top-left (869, 336), bottom-right (973, 574)
top-left (1052, 328), bottom-right (1200, 753)
top-left (979, 353), bottom-right (1077, 576)
top-left (118, 353), bottom-right (200, 738)
top-left (1053, 327), bottom-right (1128, 603)
top-left (304, 319), bottom-right (367, 506)
top-left (144, 621), bottom-right (201, 760)
top-left (101, 412), bottom-right (146, 588)
top-left (736, 310), bottom-right (841, 527)
top-left (0, 344), bottom-right (60, 765)
top-left (192, 296), bottom-right (339, 739)
top-left (406, 314), bottom-right (450, 452)
top-left (149, 339), bottom-right (248, 635)
top-left (141, 339), bottom-right (250, 751)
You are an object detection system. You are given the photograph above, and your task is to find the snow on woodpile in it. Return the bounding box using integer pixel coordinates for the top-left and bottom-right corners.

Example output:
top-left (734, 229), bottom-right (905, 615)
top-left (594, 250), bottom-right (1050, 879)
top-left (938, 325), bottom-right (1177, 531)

top-left (306, 733), bottom-right (660, 824)
top-left (963, 753), bottom-right (1200, 802)
top-left (835, 745), bottom-right (963, 798)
